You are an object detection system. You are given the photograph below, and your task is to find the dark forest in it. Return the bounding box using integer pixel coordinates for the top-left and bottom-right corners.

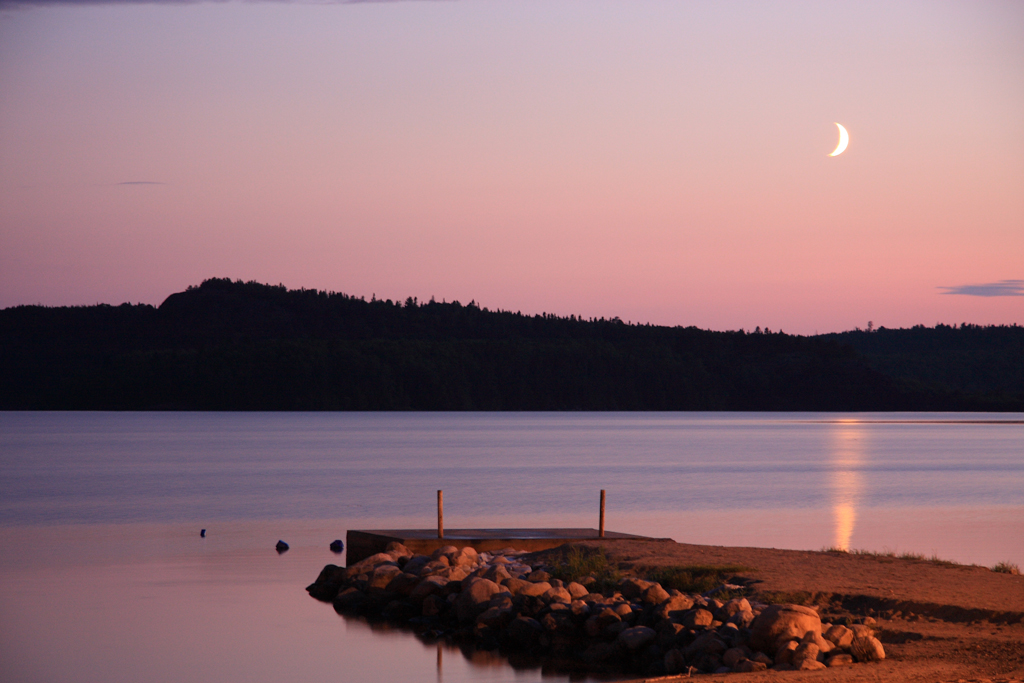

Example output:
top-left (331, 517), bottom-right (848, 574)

top-left (1, 278), bottom-right (1021, 411)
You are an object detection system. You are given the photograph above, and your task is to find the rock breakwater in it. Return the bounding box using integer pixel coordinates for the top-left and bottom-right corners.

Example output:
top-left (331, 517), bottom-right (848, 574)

top-left (307, 542), bottom-right (885, 676)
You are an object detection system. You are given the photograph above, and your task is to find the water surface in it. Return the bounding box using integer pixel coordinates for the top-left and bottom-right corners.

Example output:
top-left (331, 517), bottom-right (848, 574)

top-left (1, 412), bottom-right (1022, 683)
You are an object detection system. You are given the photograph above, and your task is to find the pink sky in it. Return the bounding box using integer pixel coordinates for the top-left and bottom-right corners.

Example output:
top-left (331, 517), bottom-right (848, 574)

top-left (1, 0), bottom-right (1021, 333)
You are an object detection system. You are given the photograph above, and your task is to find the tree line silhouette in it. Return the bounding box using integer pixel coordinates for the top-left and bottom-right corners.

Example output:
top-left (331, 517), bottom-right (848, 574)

top-left (1, 278), bottom-right (1020, 411)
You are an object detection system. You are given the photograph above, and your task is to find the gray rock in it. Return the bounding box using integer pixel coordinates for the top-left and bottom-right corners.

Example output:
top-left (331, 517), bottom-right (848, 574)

top-left (617, 625), bottom-right (657, 651)
top-left (824, 623), bottom-right (854, 648)
top-left (826, 653), bottom-right (854, 667)
top-left (456, 577), bottom-right (503, 622)
top-left (749, 603), bottom-right (821, 653)
top-left (653, 594), bottom-right (695, 621)
top-left (431, 545), bottom-right (458, 560)
top-left (790, 642), bottom-right (819, 669)
top-left (617, 577), bottom-right (653, 600)
top-left (450, 546), bottom-right (479, 567)
top-left (681, 608), bottom-right (714, 629)
top-left (384, 542), bottom-right (412, 559)
top-left (850, 635), bottom-right (885, 662)
top-left (567, 582), bottom-right (589, 599)
top-left (506, 616), bottom-right (543, 647)
top-left (642, 583), bottom-right (670, 605)
top-left (542, 586), bottom-right (572, 604)
top-left (663, 648), bottom-right (687, 674)
top-left (518, 581), bottom-right (552, 598)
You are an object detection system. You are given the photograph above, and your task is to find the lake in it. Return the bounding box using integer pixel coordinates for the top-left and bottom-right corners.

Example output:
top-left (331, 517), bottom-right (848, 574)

top-left (1, 412), bottom-right (1022, 682)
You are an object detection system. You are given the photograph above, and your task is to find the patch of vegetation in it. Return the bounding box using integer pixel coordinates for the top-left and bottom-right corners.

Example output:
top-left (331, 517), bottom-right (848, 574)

top-left (758, 590), bottom-right (815, 606)
top-left (640, 564), bottom-right (751, 595)
top-left (992, 561), bottom-right (1021, 575)
top-left (547, 546), bottom-right (621, 591)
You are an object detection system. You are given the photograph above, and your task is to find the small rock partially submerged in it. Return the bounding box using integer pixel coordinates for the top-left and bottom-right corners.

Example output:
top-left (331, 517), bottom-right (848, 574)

top-left (306, 543), bottom-right (885, 676)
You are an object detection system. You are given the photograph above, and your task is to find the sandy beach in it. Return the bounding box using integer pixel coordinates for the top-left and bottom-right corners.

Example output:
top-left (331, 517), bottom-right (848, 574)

top-left (536, 540), bottom-right (1024, 682)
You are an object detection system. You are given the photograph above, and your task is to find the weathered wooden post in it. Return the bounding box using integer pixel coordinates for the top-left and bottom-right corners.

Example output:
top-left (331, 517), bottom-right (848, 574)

top-left (599, 489), bottom-right (606, 538)
top-left (437, 490), bottom-right (444, 539)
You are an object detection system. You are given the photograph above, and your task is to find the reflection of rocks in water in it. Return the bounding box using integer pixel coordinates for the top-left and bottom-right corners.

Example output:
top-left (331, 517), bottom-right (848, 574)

top-left (309, 541), bottom-right (885, 677)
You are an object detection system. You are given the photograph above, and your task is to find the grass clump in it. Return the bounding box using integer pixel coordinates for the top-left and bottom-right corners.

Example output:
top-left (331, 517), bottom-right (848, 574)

top-left (548, 545), bottom-right (621, 591)
top-left (642, 564), bottom-right (750, 595)
top-left (992, 561), bottom-right (1021, 575)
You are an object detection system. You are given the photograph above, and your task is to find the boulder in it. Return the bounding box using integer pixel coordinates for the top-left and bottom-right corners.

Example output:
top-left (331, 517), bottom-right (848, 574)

top-left (801, 630), bottom-right (834, 654)
top-left (329, 539), bottom-right (343, 553)
top-left (850, 635), bottom-right (886, 662)
top-left (722, 647), bottom-right (748, 668)
top-left (790, 642), bottom-right (819, 669)
top-left (275, 540), bottom-right (289, 552)
top-left (719, 597), bottom-right (751, 618)
top-left (456, 578), bottom-right (503, 622)
top-left (774, 640), bottom-right (798, 666)
top-left (642, 584), bottom-right (671, 605)
top-left (333, 587), bottom-right (364, 611)
top-left (506, 616), bottom-right (543, 647)
top-left (481, 565), bottom-right (512, 584)
top-left (798, 659), bottom-right (827, 671)
top-left (683, 631), bottom-right (726, 659)
top-left (347, 552), bottom-right (398, 576)
top-left (367, 564), bottom-right (403, 591)
top-left (409, 575), bottom-right (450, 602)
top-left (384, 542), bottom-right (412, 559)
top-left (402, 555), bottom-right (430, 576)
top-left (618, 577), bottom-right (653, 600)
top-left (542, 587), bottom-right (572, 604)
top-left (681, 608), bottom-right (714, 629)
top-left (450, 546), bottom-right (479, 567)
top-left (567, 582), bottom-right (589, 600)
top-left (585, 608), bottom-right (622, 637)
top-left (653, 594), bottom-right (695, 621)
top-left (476, 606), bottom-right (510, 629)
top-left (384, 572), bottom-right (421, 596)
top-left (431, 545), bottom-right (458, 560)
top-left (824, 623), bottom-right (855, 648)
top-left (663, 648), bottom-right (687, 674)
top-left (734, 659), bottom-right (767, 673)
top-left (826, 653), bottom-right (854, 667)
top-left (518, 581), bottom-right (552, 598)
top-left (729, 609), bottom-right (755, 628)
top-left (618, 625), bottom-right (657, 651)
top-left (421, 594), bottom-right (445, 616)
top-left (749, 604), bottom-right (821, 653)
top-left (501, 577), bottom-right (533, 595)
top-left (526, 570), bottom-right (550, 582)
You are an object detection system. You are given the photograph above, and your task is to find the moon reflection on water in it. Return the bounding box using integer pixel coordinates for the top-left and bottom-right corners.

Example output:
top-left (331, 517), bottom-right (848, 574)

top-left (830, 422), bottom-right (865, 551)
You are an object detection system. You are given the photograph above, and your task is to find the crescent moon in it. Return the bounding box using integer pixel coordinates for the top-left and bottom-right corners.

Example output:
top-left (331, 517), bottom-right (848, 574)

top-left (829, 123), bottom-right (849, 157)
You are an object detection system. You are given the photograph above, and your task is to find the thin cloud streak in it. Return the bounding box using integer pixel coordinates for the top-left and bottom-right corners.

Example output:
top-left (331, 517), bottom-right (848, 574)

top-left (939, 280), bottom-right (1024, 297)
top-left (117, 181), bottom-right (166, 185)
top-left (0, 0), bottom-right (437, 6)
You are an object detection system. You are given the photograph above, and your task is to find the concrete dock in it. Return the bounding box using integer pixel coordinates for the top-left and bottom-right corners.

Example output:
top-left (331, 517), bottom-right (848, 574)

top-left (346, 528), bottom-right (660, 565)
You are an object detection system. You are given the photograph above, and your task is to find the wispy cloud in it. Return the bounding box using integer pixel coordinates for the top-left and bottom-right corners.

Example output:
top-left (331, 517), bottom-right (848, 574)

top-left (939, 280), bottom-right (1024, 297)
top-left (1, 0), bottom-right (432, 6)
top-left (117, 181), bottom-right (166, 185)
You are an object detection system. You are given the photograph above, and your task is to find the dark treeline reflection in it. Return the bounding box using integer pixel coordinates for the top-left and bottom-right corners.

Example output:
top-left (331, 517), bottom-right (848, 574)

top-left (1, 278), bottom-right (1021, 411)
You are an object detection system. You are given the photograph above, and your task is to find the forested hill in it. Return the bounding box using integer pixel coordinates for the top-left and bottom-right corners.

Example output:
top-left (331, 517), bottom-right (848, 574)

top-left (1, 278), bottom-right (1021, 411)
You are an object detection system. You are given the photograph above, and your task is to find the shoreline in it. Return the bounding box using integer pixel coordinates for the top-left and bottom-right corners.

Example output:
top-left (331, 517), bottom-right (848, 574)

top-left (309, 539), bottom-right (1024, 681)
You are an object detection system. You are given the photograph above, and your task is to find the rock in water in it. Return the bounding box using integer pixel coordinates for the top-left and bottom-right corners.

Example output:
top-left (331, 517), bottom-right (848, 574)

top-left (329, 539), bottom-right (344, 553)
top-left (276, 540), bottom-right (289, 552)
top-left (200, 529), bottom-right (206, 538)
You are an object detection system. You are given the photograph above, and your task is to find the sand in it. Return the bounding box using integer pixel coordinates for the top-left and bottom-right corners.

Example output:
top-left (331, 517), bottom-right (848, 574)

top-left (528, 539), bottom-right (1024, 683)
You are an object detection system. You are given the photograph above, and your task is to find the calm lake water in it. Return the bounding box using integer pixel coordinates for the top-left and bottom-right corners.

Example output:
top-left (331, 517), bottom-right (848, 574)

top-left (1, 412), bottom-right (1022, 683)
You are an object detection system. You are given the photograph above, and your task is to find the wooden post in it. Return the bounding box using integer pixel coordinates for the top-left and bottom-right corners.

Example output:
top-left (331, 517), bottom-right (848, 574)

top-left (599, 489), bottom-right (606, 538)
top-left (437, 490), bottom-right (444, 539)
